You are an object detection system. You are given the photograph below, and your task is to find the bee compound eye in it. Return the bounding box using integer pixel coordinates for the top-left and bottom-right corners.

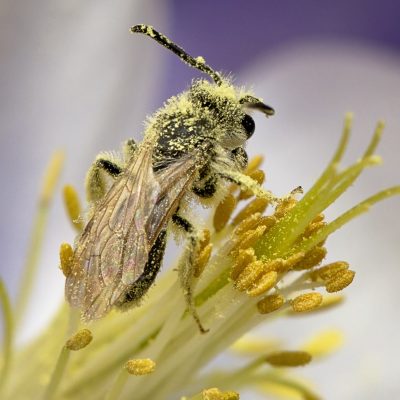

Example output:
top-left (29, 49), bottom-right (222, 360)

top-left (241, 114), bottom-right (255, 138)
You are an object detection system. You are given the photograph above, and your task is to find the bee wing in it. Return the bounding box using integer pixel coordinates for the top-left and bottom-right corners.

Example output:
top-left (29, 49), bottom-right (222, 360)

top-left (65, 140), bottom-right (200, 320)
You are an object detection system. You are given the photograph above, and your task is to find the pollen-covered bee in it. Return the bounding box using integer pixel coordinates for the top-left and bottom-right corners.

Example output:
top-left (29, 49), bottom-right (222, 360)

top-left (65, 25), bottom-right (275, 332)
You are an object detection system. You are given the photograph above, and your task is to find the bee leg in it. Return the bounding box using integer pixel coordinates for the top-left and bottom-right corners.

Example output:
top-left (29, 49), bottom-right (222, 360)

top-left (172, 213), bottom-right (209, 334)
top-left (123, 138), bottom-right (138, 162)
top-left (218, 171), bottom-right (278, 203)
top-left (85, 154), bottom-right (124, 203)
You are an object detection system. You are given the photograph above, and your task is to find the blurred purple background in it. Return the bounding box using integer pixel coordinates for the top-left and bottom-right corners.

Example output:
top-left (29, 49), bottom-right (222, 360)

top-left (1, 1), bottom-right (400, 398)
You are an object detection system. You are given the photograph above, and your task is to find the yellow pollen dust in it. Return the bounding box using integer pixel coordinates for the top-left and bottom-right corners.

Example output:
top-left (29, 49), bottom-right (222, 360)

top-left (65, 328), bottom-right (93, 351)
top-left (232, 198), bottom-right (269, 225)
top-left (239, 169), bottom-right (265, 200)
top-left (59, 242), bottom-right (74, 277)
top-left (213, 194), bottom-right (237, 232)
top-left (201, 388), bottom-right (240, 400)
top-left (125, 358), bottom-right (156, 375)
top-left (63, 184), bottom-right (83, 231)
top-left (257, 293), bottom-right (285, 314)
top-left (325, 270), bottom-right (355, 293)
top-left (291, 292), bottom-right (323, 312)
top-left (265, 350), bottom-right (312, 367)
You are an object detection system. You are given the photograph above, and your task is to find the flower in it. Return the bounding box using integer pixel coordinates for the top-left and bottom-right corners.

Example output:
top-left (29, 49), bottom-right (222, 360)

top-left (0, 114), bottom-right (398, 399)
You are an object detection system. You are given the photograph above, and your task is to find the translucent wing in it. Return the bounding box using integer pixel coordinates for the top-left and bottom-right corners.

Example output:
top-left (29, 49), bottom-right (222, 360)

top-left (65, 140), bottom-right (200, 320)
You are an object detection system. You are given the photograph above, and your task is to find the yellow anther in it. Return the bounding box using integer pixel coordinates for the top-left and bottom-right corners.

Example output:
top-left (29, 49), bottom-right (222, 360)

top-left (234, 225), bottom-right (267, 253)
top-left (239, 169), bottom-right (265, 200)
top-left (63, 184), bottom-right (84, 231)
top-left (274, 197), bottom-right (297, 219)
top-left (311, 213), bottom-right (325, 224)
top-left (202, 387), bottom-right (240, 400)
top-left (291, 292), bottom-right (323, 312)
top-left (199, 229), bottom-right (211, 251)
top-left (257, 294), bottom-right (285, 314)
top-left (230, 248), bottom-right (256, 280)
top-left (235, 260), bottom-right (264, 291)
top-left (65, 329), bottom-right (93, 351)
top-left (325, 270), bottom-right (355, 293)
top-left (214, 193), bottom-right (237, 232)
top-left (303, 220), bottom-right (327, 238)
top-left (59, 242), bottom-right (74, 277)
top-left (247, 271), bottom-right (278, 297)
top-left (244, 155), bottom-right (264, 175)
top-left (292, 246), bottom-right (327, 270)
top-left (194, 243), bottom-right (213, 278)
top-left (125, 358), bottom-right (156, 375)
top-left (232, 198), bottom-right (269, 226)
top-left (310, 261), bottom-right (349, 281)
top-left (266, 351), bottom-right (312, 367)
top-left (233, 212), bottom-right (261, 236)
top-left (283, 252), bottom-right (306, 271)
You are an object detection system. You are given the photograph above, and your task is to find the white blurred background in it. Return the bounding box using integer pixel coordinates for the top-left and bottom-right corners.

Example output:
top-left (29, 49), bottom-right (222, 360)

top-left (1, 1), bottom-right (400, 398)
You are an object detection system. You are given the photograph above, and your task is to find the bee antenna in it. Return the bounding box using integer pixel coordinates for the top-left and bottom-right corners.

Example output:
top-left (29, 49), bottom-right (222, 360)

top-left (130, 24), bottom-right (223, 86)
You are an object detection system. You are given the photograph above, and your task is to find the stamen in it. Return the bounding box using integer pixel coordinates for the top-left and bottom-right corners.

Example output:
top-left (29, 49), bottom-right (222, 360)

top-left (125, 358), bottom-right (156, 376)
top-left (233, 225), bottom-right (267, 254)
top-left (232, 198), bottom-right (269, 225)
top-left (291, 292), bottom-right (323, 312)
top-left (63, 184), bottom-right (83, 232)
top-left (257, 294), bottom-right (285, 314)
top-left (310, 261), bottom-right (349, 281)
top-left (325, 270), bottom-right (355, 293)
top-left (230, 248), bottom-right (256, 280)
top-left (292, 246), bottom-right (327, 270)
top-left (59, 242), bottom-right (74, 277)
top-left (247, 271), bottom-right (278, 297)
top-left (274, 197), bottom-right (298, 219)
top-left (65, 329), bottom-right (93, 351)
top-left (265, 351), bottom-right (312, 367)
top-left (213, 194), bottom-right (237, 232)
top-left (202, 387), bottom-right (240, 400)
top-left (235, 260), bottom-right (265, 291)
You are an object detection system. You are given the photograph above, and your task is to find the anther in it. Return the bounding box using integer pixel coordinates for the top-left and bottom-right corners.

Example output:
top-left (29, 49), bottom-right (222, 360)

top-left (325, 270), bottom-right (355, 293)
top-left (63, 184), bottom-right (83, 231)
top-left (257, 294), bottom-right (285, 314)
top-left (233, 198), bottom-right (269, 226)
top-left (266, 351), bottom-right (312, 367)
top-left (291, 292), bottom-right (323, 312)
top-left (65, 329), bottom-right (93, 351)
top-left (125, 358), bottom-right (156, 375)
top-left (247, 271), bottom-right (278, 297)
top-left (213, 194), bottom-right (237, 232)
top-left (59, 242), bottom-right (74, 277)
top-left (202, 387), bottom-right (240, 400)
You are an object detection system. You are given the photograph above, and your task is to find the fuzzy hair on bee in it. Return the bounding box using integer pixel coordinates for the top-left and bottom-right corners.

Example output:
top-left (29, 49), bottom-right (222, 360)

top-left (65, 24), bottom-right (275, 333)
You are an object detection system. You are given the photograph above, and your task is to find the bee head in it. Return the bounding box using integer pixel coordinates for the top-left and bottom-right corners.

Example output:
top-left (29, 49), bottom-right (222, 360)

top-left (189, 79), bottom-right (274, 150)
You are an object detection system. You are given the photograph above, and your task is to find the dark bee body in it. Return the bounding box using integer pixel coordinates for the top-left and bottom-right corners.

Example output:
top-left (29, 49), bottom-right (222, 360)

top-left (65, 25), bottom-right (274, 329)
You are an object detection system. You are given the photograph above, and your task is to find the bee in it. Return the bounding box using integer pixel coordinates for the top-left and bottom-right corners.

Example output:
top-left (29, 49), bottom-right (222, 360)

top-left (65, 24), bottom-right (275, 332)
